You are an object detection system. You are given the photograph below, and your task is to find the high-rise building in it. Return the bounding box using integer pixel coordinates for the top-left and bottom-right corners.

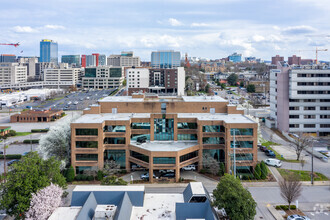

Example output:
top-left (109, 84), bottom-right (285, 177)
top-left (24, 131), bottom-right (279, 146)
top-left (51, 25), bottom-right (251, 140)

top-left (35, 62), bottom-right (56, 80)
top-left (0, 63), bottom-right (27, 84)
top-left (228, 52), bottom-right (242, 63)
top-left (151, 50), bottom-right (181, 68)
top-left (98, 54), bottom-right (107, 66)
top-left (17, 57), bottom-right (38, 78)
top-left (0, 54), bottom-right (16, 63)
top-left (86, 55), bottom-right (96, 67)
top-left (81, 55), bottom-right (87, 68)
top-left (40, 39), bottom-right (58, 64)
top-left (61, 55), bottom-right (80, 67)
top-left (271, 55), bottom-right (284, 65)
top-left (44, 68), bottom-right (80, 85)
top-left (107, 51), bottom-right (140, 67)
top-left (288, 55), bottom-right (301, 65)
top-left (269, 62), bottom-right (330, 136)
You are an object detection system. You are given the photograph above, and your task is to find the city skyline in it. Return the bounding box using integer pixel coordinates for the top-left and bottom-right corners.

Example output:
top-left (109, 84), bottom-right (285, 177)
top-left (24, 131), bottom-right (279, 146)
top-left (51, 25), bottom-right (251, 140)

top-left (1, 0), bottom-right (330, 61)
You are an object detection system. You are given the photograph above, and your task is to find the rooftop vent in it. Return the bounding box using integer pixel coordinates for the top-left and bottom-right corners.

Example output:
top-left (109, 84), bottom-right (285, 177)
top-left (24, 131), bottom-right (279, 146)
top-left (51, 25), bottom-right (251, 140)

top-left (94, 205), bottom-right (117, 220)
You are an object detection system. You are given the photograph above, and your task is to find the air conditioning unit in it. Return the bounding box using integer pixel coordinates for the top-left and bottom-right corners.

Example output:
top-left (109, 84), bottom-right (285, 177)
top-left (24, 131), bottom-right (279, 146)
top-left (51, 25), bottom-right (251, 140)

top-left (93, 205), bottom-right (117, 220)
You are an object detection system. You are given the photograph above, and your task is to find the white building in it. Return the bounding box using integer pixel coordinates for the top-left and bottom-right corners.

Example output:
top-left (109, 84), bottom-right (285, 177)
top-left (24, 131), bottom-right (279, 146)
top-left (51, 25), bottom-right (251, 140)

top-left (18, 57), bottom-right (38, 78)
top-left (44, 68), bottom-right (80, 85)
top-left (126, 68), bottom-right (150, 89)
top-left (0, 63), bottom-right (27, 85)
top-left (82, 66), bottom-right (124, 89)
top-left (36, 62), bottom-right (56, 80)
top-left (107, 51), bottom-right (140, 67)
top-left (269, 63), bottom-right (330, 136)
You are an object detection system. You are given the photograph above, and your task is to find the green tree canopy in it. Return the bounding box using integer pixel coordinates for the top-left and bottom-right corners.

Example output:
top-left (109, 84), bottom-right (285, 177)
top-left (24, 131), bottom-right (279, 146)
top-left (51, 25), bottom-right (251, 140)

top-left (247, 84), bottom-right (256, 93)
top-left (254, 163), bottom-right (261, 180)
top-left (213, 174), bottom-right (257, 220)
top-left (227, 73), bottom-right (238, 86)
top-left (0, 152), bottom-right (66, 219)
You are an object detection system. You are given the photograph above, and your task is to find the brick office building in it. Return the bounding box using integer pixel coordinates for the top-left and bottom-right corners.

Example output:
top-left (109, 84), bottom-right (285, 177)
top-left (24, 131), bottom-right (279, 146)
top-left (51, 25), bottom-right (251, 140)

top-left (10, 109), bottom-right (63, 123)
top-left (71, 94), bottom-right (258, 182)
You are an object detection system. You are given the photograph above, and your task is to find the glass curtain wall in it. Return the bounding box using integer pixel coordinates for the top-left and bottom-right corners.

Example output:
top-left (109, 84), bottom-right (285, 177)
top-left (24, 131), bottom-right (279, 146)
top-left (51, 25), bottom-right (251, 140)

top-left (104, 150), bottom-right (126, 168)
top-left (154, 118), bottom-right (174, 140)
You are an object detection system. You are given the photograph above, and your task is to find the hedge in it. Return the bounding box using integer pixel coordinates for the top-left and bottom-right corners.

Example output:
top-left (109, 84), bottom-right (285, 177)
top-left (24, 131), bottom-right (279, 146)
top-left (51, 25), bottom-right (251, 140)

top-left (23, 139), bottom-right (39, 144)
top-left (275, 205), bottom-right (296, 210)
top-left (31, 129), bottom-right (49, 133)
top-left (0, 154), bottom-right (22, 159)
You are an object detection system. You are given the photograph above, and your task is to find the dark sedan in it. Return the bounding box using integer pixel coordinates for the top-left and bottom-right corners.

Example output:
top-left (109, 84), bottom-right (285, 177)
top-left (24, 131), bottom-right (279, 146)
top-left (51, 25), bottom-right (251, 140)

top-left (265, 150), bottom-right (276, 158)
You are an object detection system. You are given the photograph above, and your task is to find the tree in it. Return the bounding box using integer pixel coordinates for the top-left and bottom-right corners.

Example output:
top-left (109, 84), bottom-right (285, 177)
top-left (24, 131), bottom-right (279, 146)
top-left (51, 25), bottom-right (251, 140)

top-left (103, 160), bottom-right (121, 176)
top-left (66, 166), bottom-right (75, 182)
top-left (220, 83), bottom-right (226, 89)
top-left (260, 161), bottom-right (268, 179)
top-left (202, 154), bottom-right (220, 175)
top-left (0, 152), bottom-right (66, 219)
top-left (213, 174), bottom-right (257, 220)
top-left (239, 81), bottom-right (244, 87)
top-left (25, 183), bottom-right (63, 220)
top-left (38, 114), bottom-right (79, 169)
top-left (253, 164), bottom-right (261, 180)
top-left (300, 156), bottom-right (305, 171)
top-left (101, 176), bottom-right (128, 185)
top-left (246, 84), bottom-right (256, 93)
top-left (218, 162), bottom-right (225, 176)
top-left (279, 174), bottom-right (302, 210)
top-left (292, 133), bottom-right (312, 161)
top-left (227, 73), bottom-right (238, 86)
top-left (204, 84), bottom-right (210, 93)
top-left (122, 79), bottom-right (126, 86)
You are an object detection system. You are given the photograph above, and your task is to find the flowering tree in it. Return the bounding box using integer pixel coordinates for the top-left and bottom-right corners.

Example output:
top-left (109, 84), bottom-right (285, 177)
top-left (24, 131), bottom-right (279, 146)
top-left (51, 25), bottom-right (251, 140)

top-left (38, 114), bottom-right (80, 169)
top-left (25, 183), bottom-right (63, 220)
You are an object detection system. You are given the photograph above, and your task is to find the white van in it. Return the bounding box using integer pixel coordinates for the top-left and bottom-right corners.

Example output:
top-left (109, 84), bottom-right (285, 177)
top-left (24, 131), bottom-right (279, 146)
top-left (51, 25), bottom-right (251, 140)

top-left (264, 158), bottom-right (282, 167)
top-left (182, 165), bottom-right (196, 171)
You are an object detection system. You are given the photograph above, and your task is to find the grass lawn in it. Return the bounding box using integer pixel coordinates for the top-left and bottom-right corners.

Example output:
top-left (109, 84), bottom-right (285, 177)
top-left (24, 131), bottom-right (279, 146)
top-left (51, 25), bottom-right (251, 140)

top-left (262, 141), bottom-right (301, 163)
top-left (277, 168), bottom-right (328, 181)
top-left (15, 132), bottom-right (32, 136)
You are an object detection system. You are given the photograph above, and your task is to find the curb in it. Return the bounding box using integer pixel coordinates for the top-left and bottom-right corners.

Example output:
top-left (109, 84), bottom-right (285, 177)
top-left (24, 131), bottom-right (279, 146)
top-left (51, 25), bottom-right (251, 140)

top-left (267, 205), bottom-right (284, 220)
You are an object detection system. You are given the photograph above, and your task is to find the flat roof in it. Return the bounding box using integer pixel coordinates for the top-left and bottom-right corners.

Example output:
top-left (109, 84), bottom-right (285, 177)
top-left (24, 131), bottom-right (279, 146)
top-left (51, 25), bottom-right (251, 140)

top-left (189, 182), bottom-right (206, 195)
top-left (178, 113), bottom-right (257, 124)
top-left (130, 140), bottom-right (198, 152)
top-left (130, 193), bottom-right (184, 220)
top-left (72, 113), bottom-right (150, 123)
top-left (99, 96), bottom-right (144, 102)
top-left (48, 207), bottom-right (81, 220)
top-left (73, 185), bottom-right (145, 192)
top-left (182, 96), bottom-right (227, 102)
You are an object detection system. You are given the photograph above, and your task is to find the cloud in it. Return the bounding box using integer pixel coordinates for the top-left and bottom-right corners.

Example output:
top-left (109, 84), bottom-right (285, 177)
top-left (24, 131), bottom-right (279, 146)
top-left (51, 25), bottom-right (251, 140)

top-left (12, 26), bottom-right (37, 33)
top-left (252, 35), bottom-right (265, 42)
top-left (44, 25), bottom-right (65, 30)
top-left (282, 25), bottom-right (316, 35)
top-left (191, 22), bottom-right (211, 27)
top-left (168, 18), bottom-right (183, 26)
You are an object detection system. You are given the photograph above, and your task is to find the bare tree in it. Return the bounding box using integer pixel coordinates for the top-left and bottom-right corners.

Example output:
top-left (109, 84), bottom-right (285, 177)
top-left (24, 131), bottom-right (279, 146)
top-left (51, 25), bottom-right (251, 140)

top-left (202, 154), bottom-right (220, 175)
top-left (103, 160), bottom-right (121, 175)
top-left (279, 174), bottom-right (302, 210)
top-left (292, 133), bottom-right (312, 161)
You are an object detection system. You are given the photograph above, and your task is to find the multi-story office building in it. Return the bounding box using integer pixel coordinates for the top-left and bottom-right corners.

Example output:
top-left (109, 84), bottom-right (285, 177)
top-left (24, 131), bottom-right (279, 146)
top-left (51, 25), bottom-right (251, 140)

top-left (98, 54), bottom-right (107, 66)
top-left (269, 62), bottom-right (330, 136)
top-left (82, 66), bottom-right (124, 89)
top-left (228, 52), bottom-right (242, 63)
top-left (35, 62), bottom-right (56, 80)
top-left (0, 63), bottom-right (27, 84)
top-left (271, 55), bottom-right (284, 65)
top-left (70, 94), bottom-right (258, 182)
top-left (61, 55), bottom-right (80, 67)
top-left (40, 39), bottom-right (58, 64)
top-left (107, 51), bottom-right (140, 67)
top-left (86, 55), bottom-right (96, 67)
top-left (17, 57), bottom-right (38, 78)
top-left (126, 67), bottom-right (185, 96)
top-left (288, 55), bottom-right (301, 65)
top-left (44, 68), bottom-right (80, 85)
top-left (151, 50), bottom-right (181, 68)
top-left (0, 54), bottom-right (16, 63)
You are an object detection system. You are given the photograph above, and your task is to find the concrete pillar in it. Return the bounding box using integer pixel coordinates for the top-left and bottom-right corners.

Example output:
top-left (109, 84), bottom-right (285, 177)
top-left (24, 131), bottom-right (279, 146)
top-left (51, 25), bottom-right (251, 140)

top-left (149, 152), bottom-right (153, 183)
top-left (150, 115), bottom-right (154, 141)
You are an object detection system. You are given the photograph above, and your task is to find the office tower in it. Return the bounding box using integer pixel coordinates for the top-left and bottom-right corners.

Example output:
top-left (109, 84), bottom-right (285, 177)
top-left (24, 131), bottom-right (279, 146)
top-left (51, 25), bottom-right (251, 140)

top-left (17, 57), bottom-right (38, 78)
top-left (0, 54), bottom-right (16, 63)
top-left (269, 62), bottom-right (330, 136)
top-left (107, 51), bottom-right (140, 67)
top-left (151, 50), bottom-right (181, 68)
top-left (44, 68), bottom-right (80, 85)
top-left (0, 63), bottom-right (27, 84)
top-left (271, 55), bottom-right (284, 65)
top-left (228, 52), bottom-right (242, 63)
top-left (61, 55), bottom-right (80, 67)
top-left (40, 39), bottom-right (58, 64)
top-left (98, 54), bottom-right (107, 66)
top-left (81, 55), bottom-right (87, 68)
top-left (82, 66), bottom-right (124, 89)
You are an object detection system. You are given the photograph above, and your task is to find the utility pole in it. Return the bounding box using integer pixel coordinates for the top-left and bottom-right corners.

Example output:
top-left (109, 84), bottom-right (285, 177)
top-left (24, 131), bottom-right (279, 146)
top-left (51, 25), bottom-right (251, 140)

top-left (233, 129), bottom-right (236, 178)
top-left (311, 140), bottom-right (314, 185)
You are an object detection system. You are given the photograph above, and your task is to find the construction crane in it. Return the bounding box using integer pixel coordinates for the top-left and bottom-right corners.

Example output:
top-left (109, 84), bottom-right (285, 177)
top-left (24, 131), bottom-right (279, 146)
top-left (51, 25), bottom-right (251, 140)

top-left (0, 42), bottom-right (20, 47)
top-left (293, 47), bottom-right (328, 64)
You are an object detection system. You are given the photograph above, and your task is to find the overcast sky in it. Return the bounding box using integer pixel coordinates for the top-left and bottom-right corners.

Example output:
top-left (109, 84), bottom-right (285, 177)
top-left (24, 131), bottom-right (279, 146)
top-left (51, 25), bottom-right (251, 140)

top-left (1, 0), bottom-right (330, 61)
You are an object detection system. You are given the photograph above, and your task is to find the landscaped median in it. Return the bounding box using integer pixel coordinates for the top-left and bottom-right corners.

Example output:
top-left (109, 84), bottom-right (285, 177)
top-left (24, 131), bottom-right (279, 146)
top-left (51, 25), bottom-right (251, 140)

top-left (262, 141), bottom-right (302, 163)
top-left (277, 168), bottom-right (328, 181)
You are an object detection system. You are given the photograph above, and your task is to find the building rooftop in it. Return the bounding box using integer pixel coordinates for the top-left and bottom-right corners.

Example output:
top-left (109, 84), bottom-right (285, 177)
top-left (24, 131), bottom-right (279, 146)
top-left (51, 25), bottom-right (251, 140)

top-left (73, 185), bottom-right (144, 192)
top-left (72, 113), bottom-right (151, 123)
top-left (48, 207), bottom-right (81, 220)
top-left (130, 140), bottom-right (198, 152)
top-left (177, 113), bottom-right (257, 124)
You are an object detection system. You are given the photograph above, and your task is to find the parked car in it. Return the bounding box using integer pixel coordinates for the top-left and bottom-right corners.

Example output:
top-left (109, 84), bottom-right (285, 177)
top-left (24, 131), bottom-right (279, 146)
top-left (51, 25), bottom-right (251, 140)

top-left (26, 106), bottom-right (32, 109)
top-left (73, 101), bottom-right (78, 105)
top-left (131, 164), bottom-right (145, 171)
top-left (259, 145), bottom-right (267, 152)
top-left (159, 170), bottom-right (174, 174)
top-left (265, 150), bottom-right (276, 158)
top-left (137, 136), bottom-right (147, 144)
top-left (182, 165), bottom-right (196, 171)
top-left (0, 151), bottom-right (3, 155)
top-left (86, 97), bottom-right (90, 100)
top-left (140, 172), bottom-right (156, 180)
top-left (161, 172), bottom-right (175, 178)
top-left (287, 214), bottom-right (310, 220)
top-left (7, 159), bottom-right (19, 166)
top-left (67, 101), bottom-right (72, 105)
top-left (264, 158), bottom-right (282, 167)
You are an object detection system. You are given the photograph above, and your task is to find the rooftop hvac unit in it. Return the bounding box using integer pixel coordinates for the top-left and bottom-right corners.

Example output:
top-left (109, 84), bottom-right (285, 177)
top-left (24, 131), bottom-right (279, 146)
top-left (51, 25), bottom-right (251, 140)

top-left (93, 205), bottom-right (117, 220)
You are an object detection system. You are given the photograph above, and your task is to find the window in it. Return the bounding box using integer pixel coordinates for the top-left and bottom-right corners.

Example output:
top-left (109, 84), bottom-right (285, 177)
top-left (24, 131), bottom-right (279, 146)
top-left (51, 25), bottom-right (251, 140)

top-left (76, 154), bottom-right (98, 161)
top-left (104, 150), bottom-right (126, 168)
top-left (103, 125), bottom-right (126, 132)
top-left (154, 118), bottom-right (174, 140)
top-left (177, 134), bottom-right (197, 140)
top-left (76, 129), bottom-right (98, 136)
top-left (104, 137), bottom-right (126, 144)
top-left (320, 115), bottom-right (330, 119)
top-left (131, 122), bottom-right (150, 129)
top-left (289, 124), bottom-right (299, 128)
top-left (304, 107), bottom-right (315, 110)
top-left (180, 151), bottom-right (198, 162)
top-left (320, 124), bottom-right (330, 128)
top-left (76, 141), bottom-right (98, 148)
top-left (289, 107), bottom-right (299, 110)
top-left (304, 99), bottom-right (316, 102)
top-left (203, 125), bottom-right (225, 132)
top-left (231, 153), bottom-right (253, 161)
top-left (153, 157), bottom-right (175, 164)
top-left (304, 124), bottom-right (315, 128)
top-left (131, 134), bottom-right (150, 141)
top-left (289, 115), bottom-right (299, 119)
top-left (230, 141), bottom-right (253, 148)
top-left (230, 128), bottom-right (253, 136)
top-left (203, 137), bottom-right (225, 144)
top-left (130, 150), bottom-right (149, 163)
top-left (161, 103), bottom-right (166, 114)
top-left (177, 122), bottom-right (197, 129)
top-left (289, 99), bottom-right (299, 102)
top-left (321, 107), bottom-right (330, 110)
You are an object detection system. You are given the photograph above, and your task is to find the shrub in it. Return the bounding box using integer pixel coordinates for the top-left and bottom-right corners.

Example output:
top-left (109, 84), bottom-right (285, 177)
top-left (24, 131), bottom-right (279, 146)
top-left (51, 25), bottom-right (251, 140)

top-left (97, 170), bottom-right (104, 181)
top-left (240, 174), bottom-right (254, 180)
top-left (80, 175), bottom-right (88, 181)
top-left (254, 164), bottom-right (261, 180)
top-left (87, 176), bottom-right (94, 181)
top-left (0, 154), bottom-right (22, 159)
top-left (275, 205), bottom-right (296, 210)
top-left (200, 169), bottom-right (207, 174)
top-left (74, 175), bottom-right (82, 181)
top-left (219, 162), bottom-right (225, 176)
top-left (101, 176), bottom-right (128, 185)
top-left (9, 130), bottom-right (16, 136)
top-left (23, 139), bottom-right (39, 144)
top-left (31, 129), bottom-right (49, 133)
top-left (260, 161), bottom-right (268, 179)
top-left (119, 169), bottom-right (127, 174)
top-left (66, 166), bottom-right (75, 182)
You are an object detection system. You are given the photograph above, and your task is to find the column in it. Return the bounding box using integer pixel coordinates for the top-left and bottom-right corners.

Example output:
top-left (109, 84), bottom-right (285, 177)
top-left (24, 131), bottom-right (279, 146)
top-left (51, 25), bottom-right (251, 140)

top-left (149, 152), bottom-right (154, 183)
